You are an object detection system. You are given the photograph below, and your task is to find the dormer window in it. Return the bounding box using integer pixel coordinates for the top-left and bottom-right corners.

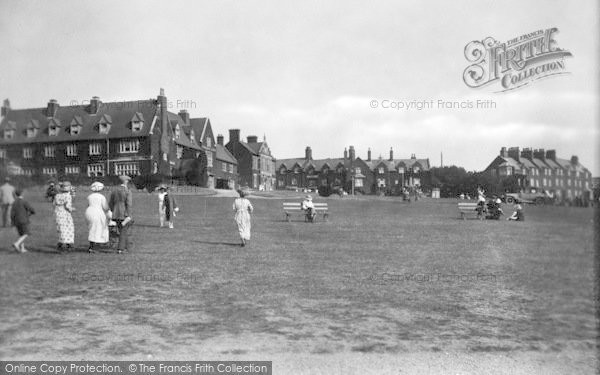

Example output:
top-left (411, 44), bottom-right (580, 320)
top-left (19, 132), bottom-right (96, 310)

top-left (189, 130), bottom-right (196, 144)
top-left (3, 129), bottom-right (14, 140)
top-left (70, 116), bottom-right (83, 136)
top-left (206, 137), bottom-right (212, 147)
top-left (131, 112), bottom-right (144, 132)
top-left (26, 120), bottom-right (40, 138)
top-left (174, 124), bottom-right (181, 139)
top-left (378, 167), bottom-right (384, 174)
top-left (48, 118), bottom-right (61, 136)
top-left (280, 167), bottom-right (286, 174)
top-left (98, 114), bottom-right (112, 135)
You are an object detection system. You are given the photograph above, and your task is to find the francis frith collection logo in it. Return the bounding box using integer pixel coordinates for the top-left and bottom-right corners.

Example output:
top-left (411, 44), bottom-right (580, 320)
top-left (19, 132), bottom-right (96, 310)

top-left (463, 27), bottom-right (572, 92)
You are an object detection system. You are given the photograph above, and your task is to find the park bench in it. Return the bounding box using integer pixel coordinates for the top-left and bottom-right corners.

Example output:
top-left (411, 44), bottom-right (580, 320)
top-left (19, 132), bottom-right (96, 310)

top-left (283, 202), bottom-right (329, 222)
top-left (457, 202), bottom-right (484, 220)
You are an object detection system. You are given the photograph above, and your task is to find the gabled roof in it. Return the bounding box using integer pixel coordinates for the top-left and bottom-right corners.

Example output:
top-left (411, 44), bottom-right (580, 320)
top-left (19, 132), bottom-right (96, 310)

top-left (167, 112), bottom-right (201, 150)
top-left (530, 158), bottom-right (551, 170)
top-left (0, 99), bottom-right (158, 144)
top-left (216, 144), bottom-right (237, 164)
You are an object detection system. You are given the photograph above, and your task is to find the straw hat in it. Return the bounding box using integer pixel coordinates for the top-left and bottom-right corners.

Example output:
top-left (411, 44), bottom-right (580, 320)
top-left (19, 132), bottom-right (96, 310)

top-left (59, 181), bottom-right (72, 192)
top-left (118, 175), bottom-right (131, 183)
top-left (90, 181), bottom-right (104, 192)
top-left (305, 195), bottom-right (312, 200)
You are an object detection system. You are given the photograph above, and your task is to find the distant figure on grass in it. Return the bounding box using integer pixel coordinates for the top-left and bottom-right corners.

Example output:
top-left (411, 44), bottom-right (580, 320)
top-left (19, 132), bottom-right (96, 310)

top-left (507, 201), bottom-right (525, 221)
top-left (85, 182), bottom-right (111, 253)
top-left (476, 186), bottom-right (486, 219)
top-left (233, 189), bottom-right (253, 247)
top-left (301, 194), bottom-right (316, 222)
top-left (157, 184), bottom-right (179, 228)
top-left (10, 188), bottom-right (35, 253)
top-left (0, 176), bottom-right (15, 227)
top-left (109, 175), bottom-right (133, 254)
top-left (54, 181), bottom-right (75, 253)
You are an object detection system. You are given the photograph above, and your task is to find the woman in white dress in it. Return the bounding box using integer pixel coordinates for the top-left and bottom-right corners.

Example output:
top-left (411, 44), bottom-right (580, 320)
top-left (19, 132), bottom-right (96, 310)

top-left (233, 189), bottom-right (253, 247)
top-left (85, 181), bottom-right (110, 253)
top-left (54, 181), bottom-right (75, 253)
top-left (156, 184), bottom-right (167, 227)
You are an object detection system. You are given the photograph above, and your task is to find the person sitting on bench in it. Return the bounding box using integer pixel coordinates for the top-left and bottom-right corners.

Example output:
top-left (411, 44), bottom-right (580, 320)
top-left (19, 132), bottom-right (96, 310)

top-left (301, 195), bottom-right (316, 222)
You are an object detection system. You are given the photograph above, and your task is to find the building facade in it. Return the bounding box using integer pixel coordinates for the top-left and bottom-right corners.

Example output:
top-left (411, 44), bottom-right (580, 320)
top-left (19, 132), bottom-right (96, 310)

top-left (215, 134), bottom-right (238, 189)
top-left (0, 89), bottom-right (229, 187)
top-left (225, 129), bottom-right (276, 190)
top-left (484, 146), bottom-right (593, 200)
top-left (276, 146), bottom-right (430, 194)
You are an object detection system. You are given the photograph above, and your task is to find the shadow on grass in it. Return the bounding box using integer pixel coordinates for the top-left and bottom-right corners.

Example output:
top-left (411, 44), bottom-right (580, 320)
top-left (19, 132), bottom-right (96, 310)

top-left (192, 240), bottom-right (241, 247)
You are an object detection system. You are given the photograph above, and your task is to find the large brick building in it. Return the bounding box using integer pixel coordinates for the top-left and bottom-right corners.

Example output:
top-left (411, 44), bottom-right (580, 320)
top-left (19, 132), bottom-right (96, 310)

top-left (0, 89), bottom-right (236, 187)
top-left (484, 146), bottom-right (592, 200)
top-left (276, 146), bottom-right (430, 194)
top-left (225, 129), bottom-right (276, 190)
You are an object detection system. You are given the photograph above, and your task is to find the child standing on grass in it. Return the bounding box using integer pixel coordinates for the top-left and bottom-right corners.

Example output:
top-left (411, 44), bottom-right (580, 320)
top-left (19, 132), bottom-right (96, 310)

top-left (10, 188), bottom-right (35, 253)
top-left (163, 186), bottom-right (178, 229)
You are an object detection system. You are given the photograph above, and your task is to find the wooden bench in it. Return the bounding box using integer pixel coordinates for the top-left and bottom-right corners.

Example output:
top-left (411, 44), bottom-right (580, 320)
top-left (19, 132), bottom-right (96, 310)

top-left (283, 202), bottom-right (329, 222)
top-left (457, 202), bottom-right (485, 220)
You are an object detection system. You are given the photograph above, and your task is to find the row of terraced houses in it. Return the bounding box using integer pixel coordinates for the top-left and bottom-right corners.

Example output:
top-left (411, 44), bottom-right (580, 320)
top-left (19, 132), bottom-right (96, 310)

top-left (484, 147), bottom-right (593, 200)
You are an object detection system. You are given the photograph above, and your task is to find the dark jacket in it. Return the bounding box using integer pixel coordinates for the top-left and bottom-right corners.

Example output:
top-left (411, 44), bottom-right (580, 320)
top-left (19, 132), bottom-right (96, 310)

top-left (11, 197), bottom-right (35, 225)
top-left (108, 185), bottom-right (132, 220)
top-left (164, 193), bottom-right (178, 221)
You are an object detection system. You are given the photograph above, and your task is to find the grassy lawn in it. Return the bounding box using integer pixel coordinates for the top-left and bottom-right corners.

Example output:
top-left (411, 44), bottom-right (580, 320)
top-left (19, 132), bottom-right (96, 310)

top-left (0, 190), bottom-right (596, 372)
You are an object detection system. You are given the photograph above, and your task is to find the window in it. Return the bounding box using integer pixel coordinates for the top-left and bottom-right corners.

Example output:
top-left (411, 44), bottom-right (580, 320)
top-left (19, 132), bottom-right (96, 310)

top-left (280, 167), bottom-right (286, 174)
top-left (174, 125), bottom-right (180, 139)
top-left (42, 167), bottom-right (57, 175)
top-left (228, 164), bottom-right (233, 173)
top-left (22, 168), bottom-right (33, 176)
top-left (44, 146), bottom-right (56, 158)
top-left (27, 127), bottom-right (38, 138)
top-left (222, 163), bottom-right (227, 172)
top-left (70, 125), bottom-right (81, 135)
top-left (291, 177), bottom-right (297, 186)
top-left (99, 123), bottom-right (110, 134)
top-left (252, 156), bottom-right (258, 170)
top-left (355, 167), bottom-right (361, 174)
top-left (414, 166), bottom-right (420, 173)
top-left (355, 178), bottom-right (363, 187)
top-left (278, 179), bottom-right (284, 187)
top-left (65, 165), bottom-right (80, 174)
top-left (206, 152), bottom-right (213, 167)
top-left (176, 145), bottom-right (183, 159)
top-left (132, 120), bottom-right (143, 132)
top-left (323, 167), bottom-right (329, 174)
top-left (3, 130), bottom-right (14, 140)
top-left (115, 162), bottom-right (140, 176)
top-left (378, 167), bottom-right (384, 174)
top-left (189, 130), bottom-right (196, 143)
top-left (119, 139), bottom-right (139, 153)
top-left (89, 143), bottom-right (102, 155)
top-left (49, 126), bottom-right (59, 136)
top-left (23, 147), bottom-right (33, 159)
top-left (0, 148), bottom-right (5, 158)
top-left (206, 137), bottom-right (212, 147)
top-left (87, 164), bottom-right (105, 177)
top-left (66, 144), bottom-right (78, 156)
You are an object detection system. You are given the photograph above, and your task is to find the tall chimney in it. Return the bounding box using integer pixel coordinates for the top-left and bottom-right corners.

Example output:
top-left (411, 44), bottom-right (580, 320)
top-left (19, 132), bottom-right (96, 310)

top-left (500, 147), bottom-right (508, 158)
top-left (305, 146), bottom-right (312, 160)
top-left (157, 88), bottom-right (171, 174)
top-left (229, 129), bottom-right (240, 143)
top-left (178, 109), bottom-right (190, 125)
top-left (508, 147), bottom-right (520, 162)
top-left (570, 155), bottom-right (579, 165)
top-left (217, 134), bottom-right (224, 146)
top-left (247, 135), bottom-right (258, 143)
top-left (1, 99), bottom-right (10, 118)
top-left (89, 96), bottom-right (101, 114)
top-left (521, 148), bottom-right (533, 160)
top-left (533, 148), bottom-right (546, 161)
top-left (343, 147), bottom-right (348, 160)
top-left (367, 148), bottom-right (371, 161)
top-left (349, 145), bottom-right (355, 161)
top-left (411, 153), bottom-right (416, 159)
top-left (389, 147), bottom-right (394, 161)
top-left (545, 149), bottom-right (556, 161)
top-left (46, 99), bottom-right (59, 117)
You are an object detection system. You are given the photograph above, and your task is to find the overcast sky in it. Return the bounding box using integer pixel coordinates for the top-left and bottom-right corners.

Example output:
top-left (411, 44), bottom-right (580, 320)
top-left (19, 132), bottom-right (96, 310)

top-left (1, 0), bottom-right (597, 174)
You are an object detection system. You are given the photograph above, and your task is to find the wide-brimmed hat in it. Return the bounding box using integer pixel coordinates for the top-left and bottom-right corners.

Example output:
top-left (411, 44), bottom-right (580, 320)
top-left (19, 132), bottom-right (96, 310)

top-left (59, 181), bottom-right (72, 192)
top-left (90, 181), bottom-right (104, 192)
top-left (157, 183), bottom-right (168, 191)
top-left (305, 195), bottom-right (312, 200)
top-left (118, 175), bottom-right (131, 183)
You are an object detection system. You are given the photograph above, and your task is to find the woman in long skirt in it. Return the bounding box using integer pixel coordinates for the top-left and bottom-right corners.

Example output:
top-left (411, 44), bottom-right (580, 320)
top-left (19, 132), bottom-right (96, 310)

top-left (54, 181), bottom-right (75, 253)
top-left (85, 181), bottom-right (110, 253)
top-left (233, 189), bottom-right (253, 246)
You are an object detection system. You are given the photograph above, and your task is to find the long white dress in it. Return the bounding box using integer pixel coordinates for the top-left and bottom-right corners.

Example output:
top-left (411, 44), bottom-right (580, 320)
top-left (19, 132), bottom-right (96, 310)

top-left (85, 192), bottom-right (109, 243)
top-left (233, 197), bottom-right (253, 240)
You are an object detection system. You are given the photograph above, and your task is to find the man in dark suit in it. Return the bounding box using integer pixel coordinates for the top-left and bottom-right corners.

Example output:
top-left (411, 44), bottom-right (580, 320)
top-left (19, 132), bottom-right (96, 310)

top-left (11, 188), bottom-right (35, 253)
top-left (109, 175), bottom-right (133, 254)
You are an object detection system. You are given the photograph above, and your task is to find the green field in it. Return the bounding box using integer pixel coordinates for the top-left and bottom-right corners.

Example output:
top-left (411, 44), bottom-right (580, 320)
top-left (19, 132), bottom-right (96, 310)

top-left (0, 190), bottom-right (596, 373)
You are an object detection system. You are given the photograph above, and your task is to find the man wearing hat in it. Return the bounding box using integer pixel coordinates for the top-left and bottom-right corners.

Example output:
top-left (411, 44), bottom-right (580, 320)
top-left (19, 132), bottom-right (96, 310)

top-left (301, 194), bottom-right (316, 223)
top-left (108, 175), bottom-right (133, 253)
top-left (0, 177), bottom-right (16, 227)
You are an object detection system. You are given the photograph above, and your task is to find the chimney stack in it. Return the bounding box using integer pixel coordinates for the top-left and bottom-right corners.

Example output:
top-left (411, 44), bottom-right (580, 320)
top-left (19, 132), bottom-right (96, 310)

top-left (367, 148), bottom-right (371, 161)
top-left (500, 147), bottom-right (508, 158)
top-left (545, 149), bottom-right (556, 161)
top-left (389, 147), bottom-right (394, 161)
top-left (217, 134), bottom-right (224, 146)
top-left (507, 147), bottom-right (520, 162)
top-left (46, 99), bottom-right (59, 117)
top-left (570, 155), bottom-right (579, 165)
top-left (1, 99), bottom-right (10, 118)
top-left (411, 153), bottom-right (416, 159)
top-left (229, 129), bottom-right (240, 143)
top-left (305, 146), bottom-right (312, 160)
top-left (533, 148), bottom-right (546, 161)
top-left (349, 145), bottom-right (355, 161)
top-left (89, 96), bottom-right (101, 114)
top-left (247, 135), bottom-right (258, 144)
top-left (178, 109), bottom-right (190, 125)
top-left (521, 148), bottom-right (533, 160)
top-left (344, 147), bottom-right (348, 160)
